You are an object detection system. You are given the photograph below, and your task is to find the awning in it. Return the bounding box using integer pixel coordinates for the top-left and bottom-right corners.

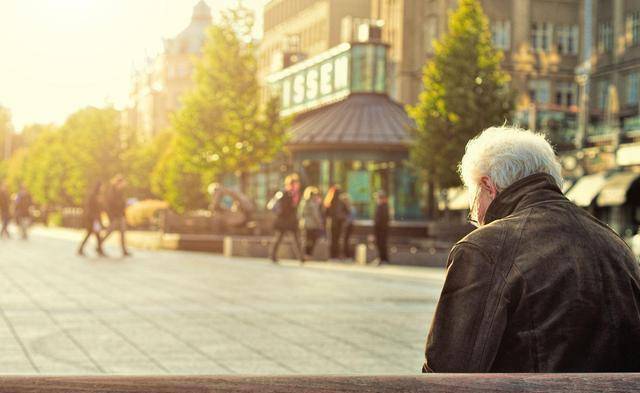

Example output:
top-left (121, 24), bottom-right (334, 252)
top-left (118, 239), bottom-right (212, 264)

top-left (287, 93), bottom-right (414, 150)
top-left (596, 171), bottom-right (640, 207)
top-left (566, 173), bottom-right (607, 207)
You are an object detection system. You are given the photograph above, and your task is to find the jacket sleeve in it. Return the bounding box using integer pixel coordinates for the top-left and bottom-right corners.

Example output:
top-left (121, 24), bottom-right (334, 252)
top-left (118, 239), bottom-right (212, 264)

top-left (423, 242), bottom-right (508, 373)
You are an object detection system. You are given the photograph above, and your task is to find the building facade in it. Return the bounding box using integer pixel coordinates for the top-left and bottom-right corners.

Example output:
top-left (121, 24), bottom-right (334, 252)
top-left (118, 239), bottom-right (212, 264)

top-left (564, 0), bottom-right (640, 240)
top-left (126, 1), bottom-right (212, 141)
top-left (259, 0), bottom-right (371, 84)
top-left (373, 0), bottom-right (582, 149)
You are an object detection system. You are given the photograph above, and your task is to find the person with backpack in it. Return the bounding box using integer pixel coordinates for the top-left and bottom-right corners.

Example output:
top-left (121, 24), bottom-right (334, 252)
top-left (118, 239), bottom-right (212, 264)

top-left (268, 174), bottom-right (305, 263)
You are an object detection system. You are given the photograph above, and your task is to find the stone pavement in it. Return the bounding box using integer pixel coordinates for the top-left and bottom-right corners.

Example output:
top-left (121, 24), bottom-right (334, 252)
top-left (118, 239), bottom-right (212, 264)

top-left (0, 227), bottom-right (446, 375)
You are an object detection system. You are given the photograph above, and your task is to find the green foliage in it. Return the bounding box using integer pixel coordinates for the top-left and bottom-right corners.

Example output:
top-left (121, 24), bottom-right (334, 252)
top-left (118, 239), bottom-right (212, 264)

top-left (151, 136), bottom-right (208, 213)
top-left (157, 5), bottom-right (287, 211)
top-left (122, 130), bottom-right (172, 199)
top-left (407, 0), bottom-right (514, 190)
top-left (5, 107), bottom-right (125, 207)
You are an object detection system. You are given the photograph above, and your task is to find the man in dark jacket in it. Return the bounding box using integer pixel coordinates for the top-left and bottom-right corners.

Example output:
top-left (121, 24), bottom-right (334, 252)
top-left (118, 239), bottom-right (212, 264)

top-left (424, 126), bottom-right (640, 373)
top-left (373, 190), bottom-right (390, 265)
top-left (268, 174), bottom-right (304, 263)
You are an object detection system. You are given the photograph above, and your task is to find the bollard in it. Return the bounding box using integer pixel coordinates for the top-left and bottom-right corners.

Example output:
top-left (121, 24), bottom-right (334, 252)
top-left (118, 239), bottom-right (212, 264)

top-left (223, 236), bottom-right (233, 258)
top-left (355, 244), bottom-right (367, 265)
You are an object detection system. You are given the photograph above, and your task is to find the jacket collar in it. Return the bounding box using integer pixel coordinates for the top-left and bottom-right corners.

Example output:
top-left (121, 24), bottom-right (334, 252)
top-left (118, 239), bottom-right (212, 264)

top-left (483, 173), bottom-right (566, 225)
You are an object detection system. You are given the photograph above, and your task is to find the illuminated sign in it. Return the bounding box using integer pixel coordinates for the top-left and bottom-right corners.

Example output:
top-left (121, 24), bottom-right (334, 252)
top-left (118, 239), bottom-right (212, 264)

top-left (267, 42), bottom-right (388, 116)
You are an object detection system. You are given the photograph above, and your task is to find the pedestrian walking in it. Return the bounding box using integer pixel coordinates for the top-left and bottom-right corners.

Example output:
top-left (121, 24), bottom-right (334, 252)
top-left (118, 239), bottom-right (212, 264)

top-left (424, 126), bottom-right (640, 373)
top-left (77, 181), bottom-right (106, 257)
top-left (324, 185), bottom-right (348, 259)
top-left (101, 175), bottom-right (131, 257)
top-left (341, 193), bottom-right (355, 259)
top-left (372, 190), bottom-right (390, 265)
top-left (14, 185), bottom-right (32, 240)
top-left (299, 186), bottom-right (324, 259)
top-left (0, 183), bottom-right (11, 239)
top-left (268, 174), bottom-right (305, 263)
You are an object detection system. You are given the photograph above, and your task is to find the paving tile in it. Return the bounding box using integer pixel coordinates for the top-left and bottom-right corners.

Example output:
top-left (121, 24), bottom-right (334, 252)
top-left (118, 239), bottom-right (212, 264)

top-left (0, 230), bottom-right (444, 375)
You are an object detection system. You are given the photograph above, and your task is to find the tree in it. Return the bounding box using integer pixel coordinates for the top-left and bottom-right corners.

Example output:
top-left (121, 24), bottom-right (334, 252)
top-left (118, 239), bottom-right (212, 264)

top-left (20, 129), bottom-right (74, 206)
top-left (151, 136), bottom-right (208, 213)
top-left (163, 5), bottom-right (287, 211)
top-left (407, 0), bottom-right (513, 217)
top-left (122, 130), bottom-right (173, 199)
top-left (9, 107), bottom-right (126, 207)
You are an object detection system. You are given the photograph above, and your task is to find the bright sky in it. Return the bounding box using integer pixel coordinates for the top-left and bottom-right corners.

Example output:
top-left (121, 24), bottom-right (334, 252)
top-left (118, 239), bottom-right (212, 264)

top-left (0, 0), bottom-right (264, 131)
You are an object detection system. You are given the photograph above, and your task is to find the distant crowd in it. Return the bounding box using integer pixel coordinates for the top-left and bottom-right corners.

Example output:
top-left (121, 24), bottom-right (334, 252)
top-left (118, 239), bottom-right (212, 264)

top-left (77, 174), bottom-right (131, 257)
top-left (0, 184), bottom-right (34, 240)
top-left (268, 174), bottom-right (390, 265)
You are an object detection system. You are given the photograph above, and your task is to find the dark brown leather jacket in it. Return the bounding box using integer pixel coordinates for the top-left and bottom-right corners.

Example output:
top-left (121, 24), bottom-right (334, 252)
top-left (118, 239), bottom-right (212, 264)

top-left (424, 173), bottom-right (640, 372)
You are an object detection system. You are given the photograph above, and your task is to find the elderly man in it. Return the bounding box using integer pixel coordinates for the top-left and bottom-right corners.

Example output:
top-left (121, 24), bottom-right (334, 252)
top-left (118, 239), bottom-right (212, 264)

top-left (424, 126), bottom-right (640, 373)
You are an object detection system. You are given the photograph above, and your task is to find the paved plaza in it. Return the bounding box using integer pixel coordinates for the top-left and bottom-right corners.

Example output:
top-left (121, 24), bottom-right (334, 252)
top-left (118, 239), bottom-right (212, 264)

top-left (0, 228), bottom-right (445, 375)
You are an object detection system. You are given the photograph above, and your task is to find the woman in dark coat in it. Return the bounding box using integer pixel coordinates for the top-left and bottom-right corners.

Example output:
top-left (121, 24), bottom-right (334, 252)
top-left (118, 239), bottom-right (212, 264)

top-left (77, 181), bottom-right (106, 256)
top-left (324, 185), bottom-right (348, 259)
top-left (268, 174), bottom-right (305, 263)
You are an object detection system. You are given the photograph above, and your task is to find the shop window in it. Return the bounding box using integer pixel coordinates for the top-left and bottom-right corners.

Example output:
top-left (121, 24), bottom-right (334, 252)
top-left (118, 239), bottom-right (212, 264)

top-left (393, 165), bottom-right (423, 220)
top-left (627, 73), bottom-right (640, 105)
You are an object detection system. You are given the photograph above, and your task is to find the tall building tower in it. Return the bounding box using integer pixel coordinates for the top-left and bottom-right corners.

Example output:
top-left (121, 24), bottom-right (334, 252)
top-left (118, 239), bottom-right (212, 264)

top-left (127, 1), bottom-right (212, 141)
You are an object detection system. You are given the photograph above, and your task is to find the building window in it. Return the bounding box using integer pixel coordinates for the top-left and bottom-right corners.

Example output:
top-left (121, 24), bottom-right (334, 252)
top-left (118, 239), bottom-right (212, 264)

top-left (531, 22), bottom-right (553, 52)
top-left (596, 80), bottom-right (610, 110)
top-left (555, 82), bottom-right (577, 107)
top-left (598, 21), bottom-right (613, 53)
top-left (556, 25), bottom-right (579, 55)
top-left (491, 20), bottom-right (511, 50)
top-left (529, 79), bottom-right (551, 104)
top-left (627, 73), bottom-right (640, 105)
top-left (627, 11), bottom-right (640, 47)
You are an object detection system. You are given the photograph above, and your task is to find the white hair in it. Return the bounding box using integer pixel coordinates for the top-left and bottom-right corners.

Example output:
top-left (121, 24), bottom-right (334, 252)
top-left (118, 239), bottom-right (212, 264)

top-left (459, 126), bottom-right (563, 192)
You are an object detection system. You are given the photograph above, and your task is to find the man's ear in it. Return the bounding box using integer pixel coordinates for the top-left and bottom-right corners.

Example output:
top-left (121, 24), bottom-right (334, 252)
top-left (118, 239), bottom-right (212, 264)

top-left (479, 176), bottom-right (499, 199)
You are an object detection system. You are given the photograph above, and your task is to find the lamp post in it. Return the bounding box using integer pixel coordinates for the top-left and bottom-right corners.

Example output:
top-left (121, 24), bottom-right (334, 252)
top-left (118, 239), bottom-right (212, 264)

top-left (575, 0), bottom-right (593, 150)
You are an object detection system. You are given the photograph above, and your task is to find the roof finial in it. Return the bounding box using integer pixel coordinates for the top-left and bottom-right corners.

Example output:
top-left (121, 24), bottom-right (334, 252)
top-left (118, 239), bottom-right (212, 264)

top-left (192, 0), bottom-right (212, 23)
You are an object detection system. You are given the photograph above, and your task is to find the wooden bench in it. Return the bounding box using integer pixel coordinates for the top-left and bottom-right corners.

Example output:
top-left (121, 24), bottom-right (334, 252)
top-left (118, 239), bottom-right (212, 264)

top-left (0, 374), bottom-right (637, 392)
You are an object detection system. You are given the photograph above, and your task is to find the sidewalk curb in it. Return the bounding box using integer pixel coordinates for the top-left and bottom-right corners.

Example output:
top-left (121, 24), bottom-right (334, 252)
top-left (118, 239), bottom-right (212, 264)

top-left (30, 226), bottom-right (446, 282)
